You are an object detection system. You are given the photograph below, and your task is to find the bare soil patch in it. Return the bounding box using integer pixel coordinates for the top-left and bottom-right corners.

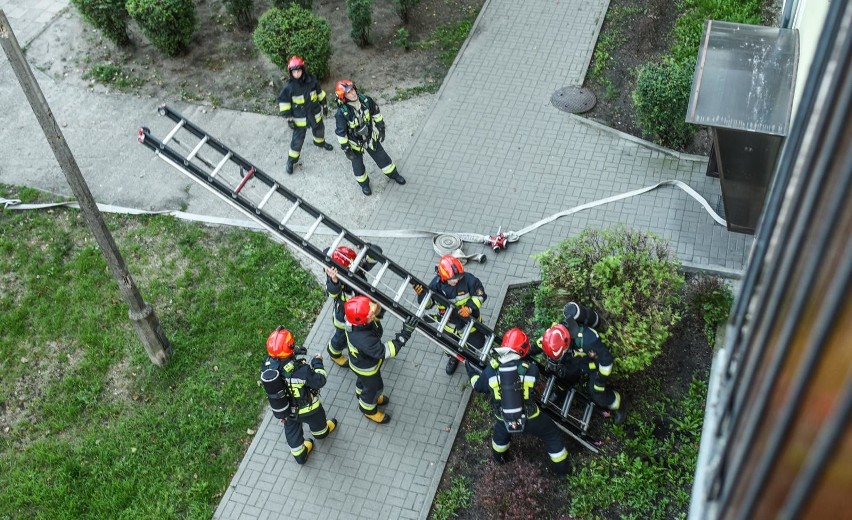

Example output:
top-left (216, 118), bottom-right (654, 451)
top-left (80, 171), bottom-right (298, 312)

top-left (27, 0), bottom-right (483, 113)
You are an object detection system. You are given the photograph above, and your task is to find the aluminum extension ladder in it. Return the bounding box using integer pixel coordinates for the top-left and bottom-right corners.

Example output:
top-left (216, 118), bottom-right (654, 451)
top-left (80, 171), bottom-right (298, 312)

top-left (138, 105), bottom-right (601, 452)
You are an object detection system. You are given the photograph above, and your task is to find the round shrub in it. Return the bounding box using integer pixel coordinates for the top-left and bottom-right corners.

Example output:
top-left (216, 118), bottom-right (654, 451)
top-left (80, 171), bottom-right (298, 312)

top-left (534, 227), bottom-right (684, 375)
top-left (253, 5), bottom-right (332, 79)
top-left (126, 0), bottom-right (197, 57)
top-left (70, 0), bottom-right (131, 47)
top-left (632, 60), bottom-right (696, 150)
top-left (346, 0), bottom-right (373, 47)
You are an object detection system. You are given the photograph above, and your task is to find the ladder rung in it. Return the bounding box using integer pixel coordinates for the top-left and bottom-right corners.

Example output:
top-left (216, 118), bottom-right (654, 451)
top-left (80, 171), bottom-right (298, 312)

top-left (394, 276), bottom-right (411, 303)
top-left (185, 136), bottom-right (209, 164)
top-left (303, 215), bottom-right (323, 242)
top-left (437, 307), bottom-right (454, 334)
top-left (561, 388), bottom-right (576, 418)
top-left (257, 184), bottom-right (278, 212)
top-left (371, 262), bottom-right (390, 288)
top-left (210, 152), bottom-right (232, 179)
top-left (479, 334), bottom-right (496, 363)
top-left (581, 403), bottom-right (594, 431)
top-left (161, 119), bottom-right (185, 145)
top-left (457, 320), bottom-right (473, 349)
top-left (414, 291), bottom-right (432, 318)
top-left (327, 231), bottom-right (346, 254)
top-left (280, 200), bottom-right (301, 227)
top-left (349, 245), bottom-right (370, 275)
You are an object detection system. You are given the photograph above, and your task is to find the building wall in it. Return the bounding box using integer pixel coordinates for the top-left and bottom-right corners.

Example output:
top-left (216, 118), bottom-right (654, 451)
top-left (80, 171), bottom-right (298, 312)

top-left (788, 0), bottom-right (830, 115)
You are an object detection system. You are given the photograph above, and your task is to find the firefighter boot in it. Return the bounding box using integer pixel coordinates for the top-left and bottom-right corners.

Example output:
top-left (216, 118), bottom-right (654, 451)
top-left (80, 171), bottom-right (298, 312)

top-left (326, 418), bottom-right (338, 435)
top-left (377, 394), bottom-right (390, 406)
top-left (285, 157), bottom-right (295, 175)
top-left (327, 346), bottom-right (348, 367)
top-left (315, 141), bottom-right (334, 151)
top-left (492, 447), bottom-right (510, 464)
top-left (388, 172), bottom-right (406, 185)
top-left (364, 410), bottom-right (390, 424)
top-left (295, 440), bottom-right (314, 464)
top-left (359, 180), bottom-right (372, 196)
top-left (445, 356), bottom-right (460, 375)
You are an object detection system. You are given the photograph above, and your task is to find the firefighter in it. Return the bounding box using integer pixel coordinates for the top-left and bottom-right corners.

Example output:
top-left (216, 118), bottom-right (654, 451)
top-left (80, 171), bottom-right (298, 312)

top-left (277, 56), bottom-right (334, 175)
top-left (323, 244), bottom-right (383, 367)
top-left (344, 295), bottom-right (417, 424)
top-left (413, 255), bottom-right (487, 375)
top-left (466, 328), bottom-right (570, 475)
top-left (261, 327), bottom-right (337, 464)
top-left (536, 302), bottom-right (627, 424)
top-left (334, 79), bottom-right (406, 195)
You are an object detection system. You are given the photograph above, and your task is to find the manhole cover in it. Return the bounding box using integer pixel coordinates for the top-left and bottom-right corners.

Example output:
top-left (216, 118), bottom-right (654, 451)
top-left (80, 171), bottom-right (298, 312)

top-left (551, 86), bottom-right (597, 113)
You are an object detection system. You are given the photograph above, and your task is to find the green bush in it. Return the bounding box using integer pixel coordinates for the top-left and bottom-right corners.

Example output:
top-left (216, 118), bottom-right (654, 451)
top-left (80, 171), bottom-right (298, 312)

top-left (393, 0), bottom-right (421, 23)
top-left (273, 0), bottom-right (312, 8)
top-left (632, 60), bottom-right (696, 149)
top-left (393, 27), bottom-right (412, 51)
top-left (685, 275), bottom-right (733, 346)
top-left (534, 227), bottom-right (684, 375)
top-left (347, 0), bottom-right (373, 47)
top-left (70, 0), bottom-right (131, 47)
top-left (223, 0), bottom-right (255, 30)
top-left (253, 5), bottom-right (332, 79)
top-left (670, 0), bottom-right (762, 66)
top-left (126, 0), bottom-right (197, 56)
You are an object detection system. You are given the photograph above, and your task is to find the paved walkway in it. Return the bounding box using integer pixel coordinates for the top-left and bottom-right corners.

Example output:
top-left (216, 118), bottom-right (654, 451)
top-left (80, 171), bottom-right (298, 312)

top-left (1, 0), bottom-right (751, 519)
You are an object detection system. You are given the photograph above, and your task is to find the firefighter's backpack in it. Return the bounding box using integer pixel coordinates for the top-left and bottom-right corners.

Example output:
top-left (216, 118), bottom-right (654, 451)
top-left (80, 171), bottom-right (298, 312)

top-left (261, 368), bottom-right (297, 420)
top-left (498, 361), bottom-right (527, 433)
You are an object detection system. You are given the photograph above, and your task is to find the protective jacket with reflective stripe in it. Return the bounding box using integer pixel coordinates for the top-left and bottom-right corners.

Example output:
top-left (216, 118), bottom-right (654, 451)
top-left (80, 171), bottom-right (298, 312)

top-left (277, 75), bottom-right (326, 120)
top-left (345, 321), bottom-right (402, 376)
top-left (261, 355), bottom-right (327, 416)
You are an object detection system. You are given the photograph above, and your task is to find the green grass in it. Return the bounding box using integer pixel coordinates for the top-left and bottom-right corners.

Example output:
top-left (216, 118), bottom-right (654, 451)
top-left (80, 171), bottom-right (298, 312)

top-left (566, 375), bottom-right (707, 520)
top-left (432, 475), bottom-right (473, 520)
top-left (85, 63), bottom-right (144, 91)
top-left (420, 6), bottom-right (480, 67)
top-left (0, 185), bottom-right (325, 519)
top-left (589, 5), bottom-right (642, 82)
top-left (391, 82), bottom-right (441, 101)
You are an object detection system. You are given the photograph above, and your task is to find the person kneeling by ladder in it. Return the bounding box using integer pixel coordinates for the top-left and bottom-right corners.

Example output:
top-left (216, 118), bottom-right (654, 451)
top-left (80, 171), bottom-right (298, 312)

top-left (466, 328), bottom-right (571, 475)
top-left (261, 327), bottom-right (337, 464)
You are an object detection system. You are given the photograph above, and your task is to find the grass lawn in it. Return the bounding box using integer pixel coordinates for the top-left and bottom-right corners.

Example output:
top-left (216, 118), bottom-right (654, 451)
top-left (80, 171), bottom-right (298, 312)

top-left (0, 186), bottom-right (325, 519)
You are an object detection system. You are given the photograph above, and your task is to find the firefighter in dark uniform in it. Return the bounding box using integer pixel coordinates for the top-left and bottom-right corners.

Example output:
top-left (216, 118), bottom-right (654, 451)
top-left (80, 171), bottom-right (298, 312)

top-left (261, 327), bottom-right (337, 464)
top-left (535, 302), bottom-right (627, 424)
top-left (334, 79), bottom-right (406, 195)
top-left (277, 56), bottom-right (334, 175)
top-left (413, 255), bottom-right (487, 375)
top-left (323, 244), bottom-right (382, 367)
top-left (343, 295), bottom-right (417, 424)
top-left (466, 328), bottom-right (570, 475)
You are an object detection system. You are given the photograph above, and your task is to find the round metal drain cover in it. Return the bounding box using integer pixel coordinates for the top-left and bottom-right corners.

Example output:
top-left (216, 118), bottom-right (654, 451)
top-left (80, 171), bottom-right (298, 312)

top-left (551, 86), bottom-right (596, 113)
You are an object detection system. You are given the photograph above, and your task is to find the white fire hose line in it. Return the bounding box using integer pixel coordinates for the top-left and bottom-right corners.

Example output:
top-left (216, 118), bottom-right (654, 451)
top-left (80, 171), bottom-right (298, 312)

top-left (1, 180), bottom-right (726, 258)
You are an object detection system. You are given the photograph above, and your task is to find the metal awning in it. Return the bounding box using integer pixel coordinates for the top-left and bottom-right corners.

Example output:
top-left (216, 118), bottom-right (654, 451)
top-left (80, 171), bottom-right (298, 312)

top-left (687, 21), bottom-right (798, 135)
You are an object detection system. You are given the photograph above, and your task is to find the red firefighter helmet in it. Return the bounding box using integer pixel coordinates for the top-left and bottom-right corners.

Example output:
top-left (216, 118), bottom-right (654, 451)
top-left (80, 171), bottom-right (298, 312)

top-left (344, 295), bottom-right (374, 325)
top-left (501, 328), bottom-right (530, 357)
top-left (287, 56), bottom-right (305, 72)
top-left (437, 255), bottom-right (464, 282)
top-left (541, 324), bottom-right (571, 360)
top-left (331, 246), bottom-right (357, 268)
top-left (335, 79), bottom-right (355, 101)
top-left (266, 326), bottom-right (295, 358)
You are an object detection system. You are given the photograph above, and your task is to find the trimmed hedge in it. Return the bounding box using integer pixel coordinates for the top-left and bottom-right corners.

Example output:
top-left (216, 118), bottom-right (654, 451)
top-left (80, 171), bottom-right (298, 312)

top-left (126, 0), bottom-right (197, 56)
top-left (70, 0), bottom-right (131, 47)
top-left (534, 227), bottom-right (684, 375)
top-left (632, 60), bottom-right (696, 150)
top-left (347, 0), bottom-right (372, 47)
top-left (253, 5), bottom-right (332, 79)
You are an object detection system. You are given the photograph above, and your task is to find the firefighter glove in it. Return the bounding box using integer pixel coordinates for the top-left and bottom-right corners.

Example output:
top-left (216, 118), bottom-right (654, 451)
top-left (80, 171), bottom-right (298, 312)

top-left (377, 126), bottom-right (386, 143)
top-left (457, 305), bottom-right (472, 318)
top-left (287, 119), bottom-right (296, 130)
top-left (412, 283), bottom-right (425, 295)
top-left (342, 146), bottom-right (357, 161)
top-left (401, 316), bottom-right (417, 338)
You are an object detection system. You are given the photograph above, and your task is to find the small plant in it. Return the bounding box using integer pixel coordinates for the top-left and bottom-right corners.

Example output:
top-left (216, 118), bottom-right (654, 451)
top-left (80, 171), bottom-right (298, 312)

top-left (476, 458), bottom-right (553, 519)
top-left (432, 475), bottom-right (473, 520)
top-left (347, 0), bottom-right (373, 47)
top-left (223, 0), bottom-right (255, 30)
top-left (393, 0), bottom-right (421, 23)
top-left (273, 0), bottom-right (312, 8)
top-left (253, 5), bottom-right (332, 79)
top-left (632, 60), bottom-right (696, 149)
top-left (393, 27), bottom-right (412, 51)
top-left (126, 0), bottom-right (197, 57)
top-left (70, 0), bottom-right (131, 47)
top-left (421, 8), bottom-right (479, 67)
top-left (535, 227), bottom-right (684, 375)
top-left (85, 63), bottom-right (143, 90)
top-left (391, 82), bottom-right (440, 101)
top-left (685, 275), bottom-right (733, 346)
